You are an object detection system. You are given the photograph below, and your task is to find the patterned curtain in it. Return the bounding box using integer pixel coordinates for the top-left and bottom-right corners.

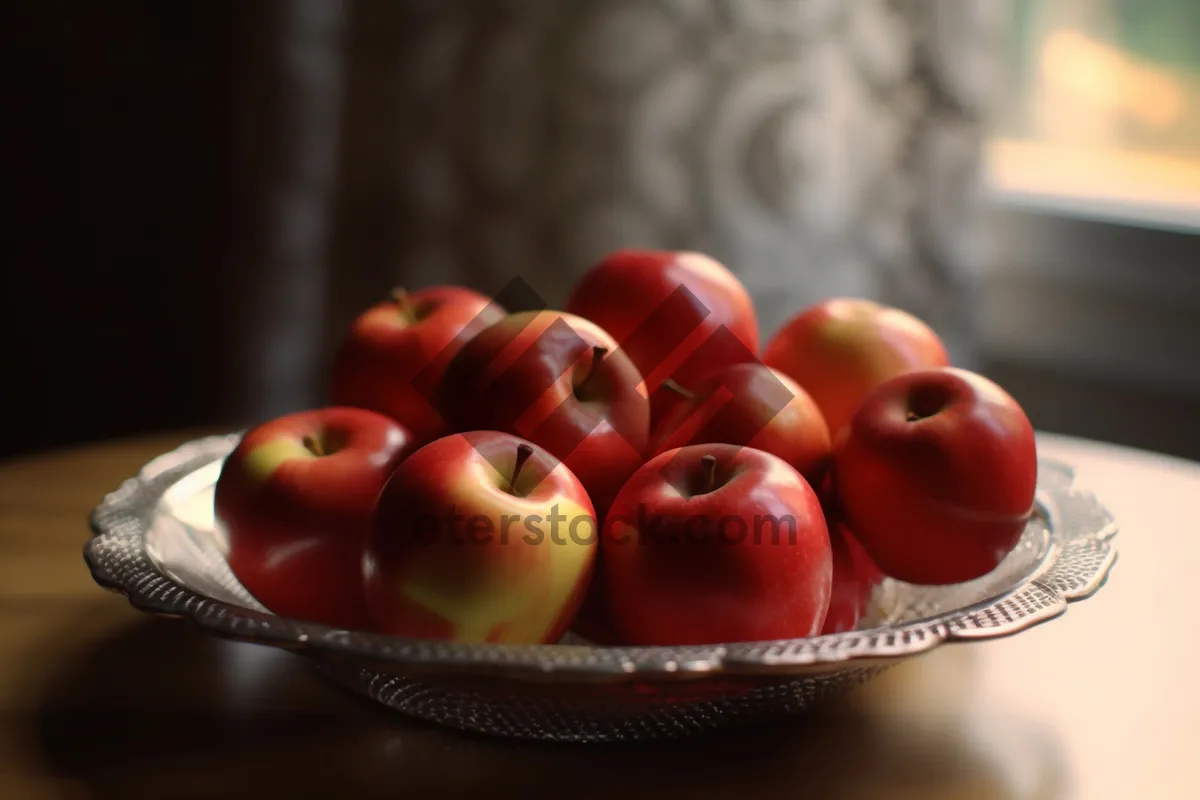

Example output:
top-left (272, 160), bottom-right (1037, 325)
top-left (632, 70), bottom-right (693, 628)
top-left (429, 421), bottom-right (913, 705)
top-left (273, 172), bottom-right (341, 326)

top-left (232, 0), bottom-right (1007, 421)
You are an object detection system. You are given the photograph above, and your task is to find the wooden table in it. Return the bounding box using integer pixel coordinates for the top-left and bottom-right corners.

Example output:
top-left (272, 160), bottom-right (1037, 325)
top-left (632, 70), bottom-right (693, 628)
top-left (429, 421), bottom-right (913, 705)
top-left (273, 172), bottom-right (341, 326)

top-left (1, 430), bottom-right (1196, 798)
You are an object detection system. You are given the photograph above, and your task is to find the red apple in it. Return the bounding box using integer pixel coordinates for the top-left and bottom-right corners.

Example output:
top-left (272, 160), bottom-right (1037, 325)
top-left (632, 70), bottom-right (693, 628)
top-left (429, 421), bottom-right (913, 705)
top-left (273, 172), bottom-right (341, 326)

top-left (330, 286), bottom-right (506, 442)
top-left (820, 524), bottom-right (880, 635)
top-left (833, 367), bottom-right (1038, 585)
top-left (439, 310), bottom-right (649, 518)
top-left (648, 363), bottom-right (832, 488)
top-left (568, 559), bottom-right (622, 645)
top-left (565, 250), bottom-right (760, 404)
top-left (602, 444), bottom-right (832, 645)
top-left (213, 407), bottom-right (417, 629)
top-left (842, 523), bottom-right (885, 590)
top-left (763, 298), bottom-right (950, 440)
top-left (364, 431), bottom-right (597, 643)
top-left (815, 470), bottom-right (885, 591)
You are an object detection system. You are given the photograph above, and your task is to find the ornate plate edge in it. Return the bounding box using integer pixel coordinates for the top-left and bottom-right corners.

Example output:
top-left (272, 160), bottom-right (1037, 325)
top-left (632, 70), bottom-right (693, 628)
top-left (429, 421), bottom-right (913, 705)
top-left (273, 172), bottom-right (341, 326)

top-left (83, 434), bottom-right (1118, 684)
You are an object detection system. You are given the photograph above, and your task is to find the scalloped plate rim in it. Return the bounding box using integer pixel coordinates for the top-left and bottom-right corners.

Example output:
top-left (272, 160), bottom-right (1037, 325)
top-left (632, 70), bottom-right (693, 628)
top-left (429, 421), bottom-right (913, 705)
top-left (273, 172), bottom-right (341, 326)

top-left (83, 432), bottom-right (1119, 684)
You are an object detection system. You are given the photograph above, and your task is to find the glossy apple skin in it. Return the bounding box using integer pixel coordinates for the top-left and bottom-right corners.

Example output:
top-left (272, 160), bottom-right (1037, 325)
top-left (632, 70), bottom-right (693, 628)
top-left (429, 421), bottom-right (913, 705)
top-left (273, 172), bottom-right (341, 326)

top-left (648, 363), bottom-right (832, 488)
top-left (565, 250), bottom-right (760, 405)
top-left (213, 407), bottom-right (416, 629)
top-left (602, 444), bottom-right (832, 645)
top-left (763, 298), bottom-right (950, 440)
top-left (834, 367), bottom-right (1038, 585)
top-left (440, 310), bottom-right (649, 518)
top-left (364, 431), bottom-right (597, 644)
top-left (330, 286), bottom-right (506, 442)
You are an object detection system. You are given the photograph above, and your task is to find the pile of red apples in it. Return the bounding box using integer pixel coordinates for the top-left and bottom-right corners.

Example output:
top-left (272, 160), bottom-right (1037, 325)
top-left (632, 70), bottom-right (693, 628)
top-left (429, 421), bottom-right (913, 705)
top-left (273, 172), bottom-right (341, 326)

top-left (214, 250), bottom-right (1038, 646)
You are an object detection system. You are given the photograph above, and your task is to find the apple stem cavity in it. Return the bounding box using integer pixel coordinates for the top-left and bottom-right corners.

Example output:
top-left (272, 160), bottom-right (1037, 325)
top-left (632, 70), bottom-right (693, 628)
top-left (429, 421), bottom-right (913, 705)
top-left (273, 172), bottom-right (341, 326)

top-left (390, 286), bottom-right (408, 309)
top-left (391, 286), bottom-right (417, 323)
top-left (302, 435), bottom-right (324, 458)
top-left (661, 378), bottom-right (696, 400)
top-left (510, 443), bottom-right (534, 496)
top-left (906, 384), bottom-right (950, 422)
top-left (574, 345), bottom-right (609, 401)
top-left (701, 454), bottom-right (717, 494)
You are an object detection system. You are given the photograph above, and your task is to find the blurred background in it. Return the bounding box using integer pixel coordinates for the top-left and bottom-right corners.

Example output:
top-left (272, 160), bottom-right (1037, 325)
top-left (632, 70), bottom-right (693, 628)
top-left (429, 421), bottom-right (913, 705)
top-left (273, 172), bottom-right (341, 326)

top-left (4, 0), bottom-right (1199, 461)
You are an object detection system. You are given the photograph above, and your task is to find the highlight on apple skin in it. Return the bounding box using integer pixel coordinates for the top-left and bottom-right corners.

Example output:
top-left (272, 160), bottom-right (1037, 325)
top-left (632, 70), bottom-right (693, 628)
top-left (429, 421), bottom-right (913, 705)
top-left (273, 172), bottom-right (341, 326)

top-left (330, 285), bottom-right (506, 442)
top-left (364, 430), bottom-right (598, 645)
top-left (833, 366), bottom-right (1039, 586)
top-left (214, 406), bottom-right (418, 630)
top-left (763, 297), bottom-right (950, 441)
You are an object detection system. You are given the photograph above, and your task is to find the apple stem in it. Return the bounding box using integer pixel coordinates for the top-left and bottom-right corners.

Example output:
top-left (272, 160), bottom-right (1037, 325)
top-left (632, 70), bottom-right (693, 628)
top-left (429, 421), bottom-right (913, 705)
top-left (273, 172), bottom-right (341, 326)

top-left (701, 454), bottom-right (717, 494)
top-left (660, 378), bottom-right (696, 400)
top-left (574, 346), bottom-right (609, 399)
top-left (302, 435), bottom-right (324, 457)
top-left (510, 443), bottom-right (534, 496)
top-left (391, 287), bottom-right (413, 321)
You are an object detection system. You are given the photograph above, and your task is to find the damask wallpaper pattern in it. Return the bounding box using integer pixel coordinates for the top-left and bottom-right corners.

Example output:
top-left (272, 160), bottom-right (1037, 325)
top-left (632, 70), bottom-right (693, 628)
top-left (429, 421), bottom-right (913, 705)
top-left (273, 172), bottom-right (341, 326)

top-left (232, 0), bottom-right (1006, 419)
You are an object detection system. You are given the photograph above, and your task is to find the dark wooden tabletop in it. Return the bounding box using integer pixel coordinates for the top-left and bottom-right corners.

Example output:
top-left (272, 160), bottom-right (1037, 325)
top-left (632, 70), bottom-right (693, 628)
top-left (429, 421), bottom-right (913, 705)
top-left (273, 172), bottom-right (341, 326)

top-left (1, 430), bottom-right (1194, 799)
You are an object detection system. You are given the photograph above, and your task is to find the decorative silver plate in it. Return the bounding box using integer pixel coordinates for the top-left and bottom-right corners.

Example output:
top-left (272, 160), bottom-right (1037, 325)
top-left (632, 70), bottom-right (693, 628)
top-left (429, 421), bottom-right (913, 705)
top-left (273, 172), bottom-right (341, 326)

top-left (85, 433), bottom-right (1117, 743)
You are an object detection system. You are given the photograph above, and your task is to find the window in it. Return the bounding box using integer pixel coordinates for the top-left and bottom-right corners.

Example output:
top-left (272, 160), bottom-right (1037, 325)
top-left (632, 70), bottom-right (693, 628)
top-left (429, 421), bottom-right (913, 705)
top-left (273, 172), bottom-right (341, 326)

top-left (987, 0), bottom-right (1200, 231)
